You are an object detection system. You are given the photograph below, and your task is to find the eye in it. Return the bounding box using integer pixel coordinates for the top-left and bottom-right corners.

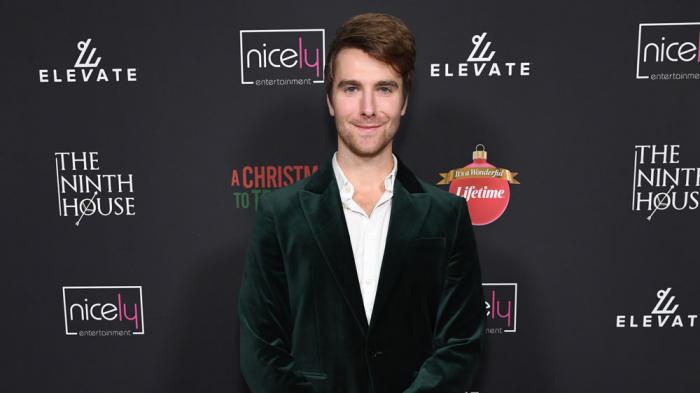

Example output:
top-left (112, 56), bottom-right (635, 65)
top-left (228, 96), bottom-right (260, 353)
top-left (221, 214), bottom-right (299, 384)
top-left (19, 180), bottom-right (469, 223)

top-left (343, 86), bottom-right (358, 93)
top-left (378, 86), bottom-right (393, 94)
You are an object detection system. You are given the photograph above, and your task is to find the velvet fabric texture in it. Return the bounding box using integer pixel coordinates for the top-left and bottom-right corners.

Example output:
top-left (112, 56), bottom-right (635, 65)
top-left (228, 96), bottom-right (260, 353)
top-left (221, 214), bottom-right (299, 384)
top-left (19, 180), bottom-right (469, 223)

top-left (239, 156), bottom-right (485, 393)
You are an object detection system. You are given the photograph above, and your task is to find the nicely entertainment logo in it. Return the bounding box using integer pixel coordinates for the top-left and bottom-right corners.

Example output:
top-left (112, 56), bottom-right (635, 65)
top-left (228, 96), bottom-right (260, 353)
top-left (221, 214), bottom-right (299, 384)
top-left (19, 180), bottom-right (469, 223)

top-left (616, 287), bottom-right (697, 328)
top-left (636, 22), bottom-right (700, 80)
top-left (430, 32), bottom-right (532, 78)
top-left (54, 152), bottom-right (136, 225)
top-left (632, 145), bottom-right (699, 221)
top-left (438, 145), bottom-right (519, 226)
top-left (229, 164), bottom-right (318, 210)
top-left (63, 286), bottom-right (145, 336)
top-left (39, 38), bottom-right (138, 83)
top-left (240, 29), bottom-right (325, 86)
top-left (482, 283), bottom-right (518, 334)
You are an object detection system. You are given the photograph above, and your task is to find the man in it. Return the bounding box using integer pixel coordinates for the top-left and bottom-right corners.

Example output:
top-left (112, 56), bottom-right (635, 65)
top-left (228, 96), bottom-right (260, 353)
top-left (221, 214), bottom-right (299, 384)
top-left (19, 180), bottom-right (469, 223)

top-left (239, 13), bottom-right (485, 393)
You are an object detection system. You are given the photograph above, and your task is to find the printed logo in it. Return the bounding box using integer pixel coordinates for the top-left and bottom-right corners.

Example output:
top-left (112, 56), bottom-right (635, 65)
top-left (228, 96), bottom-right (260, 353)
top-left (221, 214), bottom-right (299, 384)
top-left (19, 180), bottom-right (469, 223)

top-left (229, 164), bottom-right (318, 210)
top-left (438, 145), bottom-right (519, 226)
top-left (39, 38), bottom-right (138, 83)
top-left (616, 287), bottom-right (697, 328)
top-left (483, 283), bottom-right (518, 334)
top-left (632, 145), bottom-right (699, 220)
top-left (240, 29), bottom-right (325, 86)
top-left (430, 32), bottom-right (532, 78)
top-left (636, 22), bottom-right (700, 80)
top-left (62, 286), bottom-right (145, 336)
top-left (54, 152), bottom-right (136, 225)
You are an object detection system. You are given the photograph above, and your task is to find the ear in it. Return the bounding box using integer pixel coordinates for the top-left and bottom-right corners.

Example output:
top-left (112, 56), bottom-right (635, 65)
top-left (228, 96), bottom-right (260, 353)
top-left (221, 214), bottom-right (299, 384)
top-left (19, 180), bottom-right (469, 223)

top-left (400, 95), bottom-right (409, 116)
top-left (326, 94), bottom-right (335, 116)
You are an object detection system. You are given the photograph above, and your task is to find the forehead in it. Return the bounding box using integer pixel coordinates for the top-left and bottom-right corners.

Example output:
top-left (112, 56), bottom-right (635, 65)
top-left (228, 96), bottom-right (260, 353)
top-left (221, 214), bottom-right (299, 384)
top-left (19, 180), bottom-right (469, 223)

top-left (333, 48), bottom-right (401, 83)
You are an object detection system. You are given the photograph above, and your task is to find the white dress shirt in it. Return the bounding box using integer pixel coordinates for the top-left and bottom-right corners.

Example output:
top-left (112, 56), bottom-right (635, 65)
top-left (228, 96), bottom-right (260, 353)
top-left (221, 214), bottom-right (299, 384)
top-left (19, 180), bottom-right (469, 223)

top-left (332, 152), bottom-right (398, 323)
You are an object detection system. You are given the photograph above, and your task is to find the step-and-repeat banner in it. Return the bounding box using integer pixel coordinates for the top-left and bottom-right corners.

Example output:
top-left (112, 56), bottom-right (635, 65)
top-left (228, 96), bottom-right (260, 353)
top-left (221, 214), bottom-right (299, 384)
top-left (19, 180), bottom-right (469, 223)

top-left (2, 0), bottom-right (698, 392)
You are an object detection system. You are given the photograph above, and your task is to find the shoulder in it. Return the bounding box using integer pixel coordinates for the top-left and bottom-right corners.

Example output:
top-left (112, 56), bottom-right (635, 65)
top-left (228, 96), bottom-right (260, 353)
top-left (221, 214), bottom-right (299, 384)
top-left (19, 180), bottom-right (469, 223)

top-left (416, 177), bottom-right (466, 214)
top-left (413, 176), bottom-right (473, 244)
top-left (258, 176), bottom-right (312, 215)
top-left (418, 178), bottom-right (462, 203)
top-left (397, 157), bottom-right (464, 213)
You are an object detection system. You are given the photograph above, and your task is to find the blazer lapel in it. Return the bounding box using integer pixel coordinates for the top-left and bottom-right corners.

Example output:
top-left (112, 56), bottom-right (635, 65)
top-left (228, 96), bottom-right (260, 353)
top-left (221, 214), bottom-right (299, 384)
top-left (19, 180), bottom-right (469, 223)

top-left (300, 159), bottom-right (369, 334)
top-left (370, 159), bottom-right (431, 329)
top-left (299, 156), bottom-right (431, 335)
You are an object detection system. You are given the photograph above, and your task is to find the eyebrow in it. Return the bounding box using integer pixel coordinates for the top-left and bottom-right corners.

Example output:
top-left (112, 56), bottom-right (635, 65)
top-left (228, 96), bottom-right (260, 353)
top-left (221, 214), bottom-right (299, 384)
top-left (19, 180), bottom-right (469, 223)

top-left (337, 80), bottom-right (400, 89)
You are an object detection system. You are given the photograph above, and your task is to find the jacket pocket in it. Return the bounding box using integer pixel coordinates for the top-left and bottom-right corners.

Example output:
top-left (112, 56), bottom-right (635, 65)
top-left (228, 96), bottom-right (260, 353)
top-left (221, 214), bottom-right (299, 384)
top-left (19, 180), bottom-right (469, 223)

top-left (299, 370), bottom-right (329, 392)
top-left (409, 237), bottom-right (446, 247)
top-left (299, 370), bottom-right (327, 380)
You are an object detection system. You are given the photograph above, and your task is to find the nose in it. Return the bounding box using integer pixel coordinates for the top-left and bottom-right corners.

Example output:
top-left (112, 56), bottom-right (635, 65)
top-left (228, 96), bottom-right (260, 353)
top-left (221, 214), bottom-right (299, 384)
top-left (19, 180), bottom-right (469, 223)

top-left (360, 90), bottom-right (376, 117)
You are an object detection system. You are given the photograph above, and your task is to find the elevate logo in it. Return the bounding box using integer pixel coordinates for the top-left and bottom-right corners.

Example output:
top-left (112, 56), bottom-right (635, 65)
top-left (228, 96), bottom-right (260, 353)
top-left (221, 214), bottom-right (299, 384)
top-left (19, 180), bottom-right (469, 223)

top-left (430, 32), bottom-right (532, 78)
top-left (39, 38), bottom-right (138, 83)
top-left (62, 286), bottom-right (145, 336)
top-left (616, 287), bottom-right (697, 328)
top-left (482, 283), bottom-right (518, 334)
top-left (632, 145), bottom-right (699, 221)
top-left (229, 164), bottom-right (318, 210)
top-left (240, 29), bottom-right (325, 86)
top-left (636, 22), bottom-right (700, 80)
top-left (54, 152), bottom-right (136, 225)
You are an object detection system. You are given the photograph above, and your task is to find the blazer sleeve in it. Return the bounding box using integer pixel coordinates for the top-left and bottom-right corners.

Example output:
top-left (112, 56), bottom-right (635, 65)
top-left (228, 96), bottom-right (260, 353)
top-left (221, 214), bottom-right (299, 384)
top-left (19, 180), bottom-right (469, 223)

top-left (238, 196), bottom-right (318, 393)
top-left (403, 198), bottom-right (486, 393)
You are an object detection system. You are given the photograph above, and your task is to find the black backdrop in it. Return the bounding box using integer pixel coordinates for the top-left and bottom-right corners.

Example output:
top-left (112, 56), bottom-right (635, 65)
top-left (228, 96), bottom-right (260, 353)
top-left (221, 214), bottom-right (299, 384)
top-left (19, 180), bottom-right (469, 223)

top-left (2, 1), bottom-right (699, 392)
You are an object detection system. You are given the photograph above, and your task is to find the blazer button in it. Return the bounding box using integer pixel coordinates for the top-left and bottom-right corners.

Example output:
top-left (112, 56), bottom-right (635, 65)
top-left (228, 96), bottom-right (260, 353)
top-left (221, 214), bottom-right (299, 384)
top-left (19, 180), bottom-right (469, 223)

top-left (370, 350), bottom-right (384, 359)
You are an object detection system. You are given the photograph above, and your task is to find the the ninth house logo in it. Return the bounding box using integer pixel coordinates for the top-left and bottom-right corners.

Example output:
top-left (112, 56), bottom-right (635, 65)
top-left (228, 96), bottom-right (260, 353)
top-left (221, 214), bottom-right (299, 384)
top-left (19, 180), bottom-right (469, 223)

top-left (54, 152), bottom-right (136, 226)
top-left (616, 287), bottom-right (697, 328)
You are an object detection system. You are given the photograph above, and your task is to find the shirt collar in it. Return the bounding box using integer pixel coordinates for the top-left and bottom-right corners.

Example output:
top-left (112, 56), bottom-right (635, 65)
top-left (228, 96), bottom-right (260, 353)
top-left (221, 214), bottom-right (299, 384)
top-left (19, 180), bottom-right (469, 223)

top-left (332, 152), bottom-right (398, 202)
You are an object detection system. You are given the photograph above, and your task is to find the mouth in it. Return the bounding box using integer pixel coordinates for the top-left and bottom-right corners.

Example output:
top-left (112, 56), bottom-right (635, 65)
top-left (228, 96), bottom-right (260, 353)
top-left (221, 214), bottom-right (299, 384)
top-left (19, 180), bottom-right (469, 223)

top-left (352, 123), bottom-right (383, 133)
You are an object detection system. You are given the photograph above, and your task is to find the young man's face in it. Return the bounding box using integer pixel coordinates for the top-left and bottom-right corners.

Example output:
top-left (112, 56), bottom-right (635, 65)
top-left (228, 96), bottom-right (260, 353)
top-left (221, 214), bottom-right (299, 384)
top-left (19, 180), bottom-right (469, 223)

top-left (327, 48), bottom-right (408, 158)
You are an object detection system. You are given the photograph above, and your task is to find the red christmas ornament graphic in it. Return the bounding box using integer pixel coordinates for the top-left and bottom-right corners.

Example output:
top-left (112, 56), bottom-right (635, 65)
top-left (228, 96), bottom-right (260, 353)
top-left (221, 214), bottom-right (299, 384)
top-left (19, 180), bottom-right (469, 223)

top-left (437, 145), bottom-right (519, 226)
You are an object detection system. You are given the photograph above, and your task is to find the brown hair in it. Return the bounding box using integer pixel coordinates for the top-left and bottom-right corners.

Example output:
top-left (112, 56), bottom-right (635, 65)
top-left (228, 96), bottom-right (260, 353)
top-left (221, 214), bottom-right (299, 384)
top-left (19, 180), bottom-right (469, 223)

top-left (324, 13), bottom-right (416, 102)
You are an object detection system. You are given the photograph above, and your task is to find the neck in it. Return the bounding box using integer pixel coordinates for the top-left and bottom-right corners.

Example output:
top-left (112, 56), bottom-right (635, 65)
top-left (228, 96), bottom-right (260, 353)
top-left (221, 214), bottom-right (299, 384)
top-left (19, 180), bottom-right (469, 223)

top-left (336, 144), bottom-right (394, 192)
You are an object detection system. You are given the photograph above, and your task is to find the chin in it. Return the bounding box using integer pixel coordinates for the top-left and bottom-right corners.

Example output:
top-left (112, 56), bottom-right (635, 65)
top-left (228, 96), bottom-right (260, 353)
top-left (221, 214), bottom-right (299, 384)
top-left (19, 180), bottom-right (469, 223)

top-left (348, 142), bottom-right (390, 158)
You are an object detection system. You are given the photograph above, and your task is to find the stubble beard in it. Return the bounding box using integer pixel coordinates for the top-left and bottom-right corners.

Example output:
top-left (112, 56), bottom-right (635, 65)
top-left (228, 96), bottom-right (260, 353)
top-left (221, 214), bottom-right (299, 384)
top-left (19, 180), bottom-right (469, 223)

top-left (336, 121), bottom-right (398, 158)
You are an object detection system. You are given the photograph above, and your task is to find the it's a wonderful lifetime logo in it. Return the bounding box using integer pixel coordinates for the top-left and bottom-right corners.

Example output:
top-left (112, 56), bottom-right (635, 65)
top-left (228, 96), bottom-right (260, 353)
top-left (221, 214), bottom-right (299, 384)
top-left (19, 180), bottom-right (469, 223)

top-left (438, 145), bottom-right (519, 226)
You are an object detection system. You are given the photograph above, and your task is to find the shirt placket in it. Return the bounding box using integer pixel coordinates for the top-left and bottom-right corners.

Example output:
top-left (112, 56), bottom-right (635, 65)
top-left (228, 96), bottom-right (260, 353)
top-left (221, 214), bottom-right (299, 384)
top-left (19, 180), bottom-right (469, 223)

top-left (363, 210), bottom-right (380, 318)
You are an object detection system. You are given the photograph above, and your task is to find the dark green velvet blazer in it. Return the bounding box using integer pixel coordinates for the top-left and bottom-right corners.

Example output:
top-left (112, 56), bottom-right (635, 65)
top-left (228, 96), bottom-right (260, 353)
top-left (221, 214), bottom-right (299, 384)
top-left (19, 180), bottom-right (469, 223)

top-left (239, 156), bottom-right (485, 393)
